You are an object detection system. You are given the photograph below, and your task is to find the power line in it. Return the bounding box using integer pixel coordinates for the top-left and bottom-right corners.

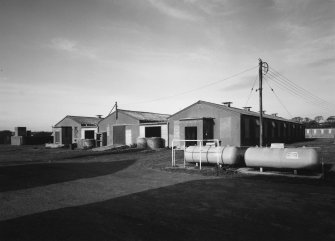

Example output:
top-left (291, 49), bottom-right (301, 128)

top-left (265, 71), bottom-right (335, 113)
top-left (267, 67), bottom-right (335, 112)
top-left (270, 67), bottom-right (333, 106)
top-left (267, 70), bottom-right (326, 105)
top-left (263, 76), bottom-right (293, 118)
top-left (244, 75), bottom-right (258, 107)
top-left (125, 65), bottom-right (258, 105)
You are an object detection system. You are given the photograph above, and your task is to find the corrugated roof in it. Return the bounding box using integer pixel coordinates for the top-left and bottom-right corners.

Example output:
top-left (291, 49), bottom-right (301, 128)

top-left (68, 116), bottom-right (101, 125)
top-left (119, 109), bottom-right (169, 122)
top-left (169, 100), bottom-right (301, 124)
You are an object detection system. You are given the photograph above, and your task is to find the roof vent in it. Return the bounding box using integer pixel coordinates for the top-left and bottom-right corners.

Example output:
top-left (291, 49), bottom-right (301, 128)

top-left (243, 107), bottom-right (252, 111)
top-left (222, 102), bottom-right (232, 107)
top-left (259, 110), bottom-right (266, 114)
top-left (96, 115), bottom-right (103, 119)
top-left (271, 113), bottom-right (278, 117)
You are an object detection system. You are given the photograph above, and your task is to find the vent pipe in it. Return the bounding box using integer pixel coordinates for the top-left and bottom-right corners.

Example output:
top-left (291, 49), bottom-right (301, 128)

top-left (96, 115), bottom-right (103, 119)
top-left (243, 107), bottom-right (252, 111)
top-left (222, 102), bottom-right (233, 107)
top-left (271, 113), bottom-right (278, 117)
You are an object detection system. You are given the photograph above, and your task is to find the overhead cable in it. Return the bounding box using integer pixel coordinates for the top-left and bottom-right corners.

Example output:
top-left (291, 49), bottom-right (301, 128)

top-left (126, 65), bottom-right (258, 105)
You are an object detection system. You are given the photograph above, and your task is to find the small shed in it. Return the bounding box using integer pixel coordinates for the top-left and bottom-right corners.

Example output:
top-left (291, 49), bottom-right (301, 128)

top-left (52, 116), bottom-right (101, 145)
top-left (168, 100), bottom-right (305, 147)
top-left (98, 109), bottom-right (169, 147)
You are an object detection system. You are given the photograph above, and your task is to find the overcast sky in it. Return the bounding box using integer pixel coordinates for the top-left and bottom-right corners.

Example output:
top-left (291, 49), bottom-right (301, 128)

top-left (0, 0), bottom-right (334, 131)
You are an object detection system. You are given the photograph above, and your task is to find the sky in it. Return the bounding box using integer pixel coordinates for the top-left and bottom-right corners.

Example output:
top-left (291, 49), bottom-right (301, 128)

top-left (0, 0), bottom-right (334, 131)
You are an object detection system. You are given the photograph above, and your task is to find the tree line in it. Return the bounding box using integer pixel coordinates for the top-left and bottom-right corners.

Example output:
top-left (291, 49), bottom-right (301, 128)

top-left (291, 116), bottom-right (335, 128)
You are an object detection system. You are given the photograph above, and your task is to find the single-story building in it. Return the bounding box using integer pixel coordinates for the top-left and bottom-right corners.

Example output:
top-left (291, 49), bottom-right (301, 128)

top-left (168, 100), bottom-right (305, 147)
top-left (52, 115), bottom-right (101, 145)
top-left (305, 128), bottom-right (335, 138)
top-left (98, 109), bottom-right (170, 147)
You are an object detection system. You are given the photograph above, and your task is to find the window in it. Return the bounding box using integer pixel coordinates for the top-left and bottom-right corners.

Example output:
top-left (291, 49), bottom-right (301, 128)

top-left (145, 126), bottom-right (161, 138)
top-left (85, 130), bottom-right (95, 139)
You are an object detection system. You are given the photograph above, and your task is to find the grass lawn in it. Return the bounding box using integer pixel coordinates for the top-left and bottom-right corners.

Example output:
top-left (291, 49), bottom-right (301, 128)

top-left (0, 139), bottom-right (334, 241)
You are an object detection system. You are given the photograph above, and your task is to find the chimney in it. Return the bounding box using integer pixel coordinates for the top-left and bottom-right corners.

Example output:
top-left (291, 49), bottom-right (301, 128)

top-left (222, 102), bottom-right (232, 107)
top-left (96, 115), bottom-right (103, 119)
top-left (243, 107), bottom-right (251, 111)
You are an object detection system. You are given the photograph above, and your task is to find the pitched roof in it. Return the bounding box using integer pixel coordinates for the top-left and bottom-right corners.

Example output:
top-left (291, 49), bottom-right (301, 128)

top-left (54, 116), bottom-right (100, 127)
top-left (121, 109), bottom-right (169, 122)
top-left (108, 109), bottom-right (169, 122)
top-left (169, 100), bottom-right (301, 124)
top-left (68, 116), bottom-right (101, 125)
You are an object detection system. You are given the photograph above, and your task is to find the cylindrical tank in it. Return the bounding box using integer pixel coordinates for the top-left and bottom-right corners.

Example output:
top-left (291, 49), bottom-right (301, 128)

top-left (137, 137), bottom-right (147, 149)
top-left (184, 146), bottom-right (239, 165)
top-left (245, 147), bottom-right (319, 170)
top-left (147, 137), bottom-right (163, 149)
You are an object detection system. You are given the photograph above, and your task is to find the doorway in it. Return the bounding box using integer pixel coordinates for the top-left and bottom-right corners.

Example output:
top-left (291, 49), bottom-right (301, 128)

top-left (185, 126), bottom-right (197, 146)
top-left (113, 126), bottom-right (126, 145)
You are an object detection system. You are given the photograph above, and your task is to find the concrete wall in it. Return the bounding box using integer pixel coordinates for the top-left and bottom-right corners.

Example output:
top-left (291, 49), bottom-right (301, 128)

top-left (98, 112), bottom-right (139, 146)
top-left (11, 136), bottom-right (25, 145)
top-left (80, 127), bottom-right (98, 140)
top-left (139, 124), bottom-right (168, 147)
top-left (306, 128), bottom-right (335, 138)
top-left (54, 117), bottom-right (82, 144)
top-left (168, 102), bottom-right (241, 147)
top-left (240, 115), bottom-right (305, 146)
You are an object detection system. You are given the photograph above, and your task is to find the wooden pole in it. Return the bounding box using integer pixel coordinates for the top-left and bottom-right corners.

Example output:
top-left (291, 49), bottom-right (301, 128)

top-left (259, 59), bottom-right (263, 147)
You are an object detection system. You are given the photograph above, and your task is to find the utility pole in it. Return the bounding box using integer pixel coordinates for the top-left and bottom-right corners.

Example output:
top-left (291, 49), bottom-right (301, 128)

top-left (259, 59), bottom-right (263, 147)
top-left (258, 58), bottom-right (268, 147)
top-left (115, 101), bottom-right (118, 120)
top-left (108, 101), bottom-right (119, 120)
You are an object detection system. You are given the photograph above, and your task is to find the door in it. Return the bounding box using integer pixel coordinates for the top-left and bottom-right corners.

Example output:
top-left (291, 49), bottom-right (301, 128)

top-left (61, 127), bottom-right (72, 145)
top-left (102, 132), bottom-right (107, 146)
top-left (113, 126), bottom-right (126, 145)
top-left (185, 126), bottom-right (197, 146)
top-left (203, 119), bottom-right (214, 140)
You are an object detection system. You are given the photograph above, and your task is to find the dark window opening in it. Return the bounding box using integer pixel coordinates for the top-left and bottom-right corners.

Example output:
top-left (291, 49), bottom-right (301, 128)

top-left (85, 130), bottom-right (95, 139)
top-left (185, 126), bottom-right (197, 146)
top-left (145, 126), bottom-right (161, 138)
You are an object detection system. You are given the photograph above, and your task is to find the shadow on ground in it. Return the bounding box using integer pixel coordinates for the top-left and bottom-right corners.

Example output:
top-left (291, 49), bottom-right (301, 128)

top-left (1, 177), bottom-right (334, 241)
top-left (0, 159), bottom-right (136, 192)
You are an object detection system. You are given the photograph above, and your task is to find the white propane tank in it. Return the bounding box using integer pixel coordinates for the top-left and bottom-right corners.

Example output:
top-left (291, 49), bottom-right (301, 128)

top-left (245, 147), bottom-right (319, 170)
top-left (184, 146), bottom-right (239, 165)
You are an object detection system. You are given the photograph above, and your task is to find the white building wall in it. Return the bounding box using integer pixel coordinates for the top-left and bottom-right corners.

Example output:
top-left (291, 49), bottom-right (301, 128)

top-left (80, 127), bottom-right (98, 139)
top-left (126, 128), bottom-right (132, 145)
top-left (139, 126), bottom-right (145, 137)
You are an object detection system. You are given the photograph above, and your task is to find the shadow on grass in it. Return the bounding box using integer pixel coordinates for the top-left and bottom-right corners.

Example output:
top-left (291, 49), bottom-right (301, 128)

top-left (1, 177), bottom-right (335, 241)
top-left (0, 159), bottom-right (136, 192)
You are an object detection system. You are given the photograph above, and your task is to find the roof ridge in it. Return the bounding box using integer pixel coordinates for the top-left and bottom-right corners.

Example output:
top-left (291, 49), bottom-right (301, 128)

top-left (118, 109), bottom-right (170, 116)
top-left (68, 115), bottom-right (100, 119)
top-left (170, 100), bottom-right (300, 124)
